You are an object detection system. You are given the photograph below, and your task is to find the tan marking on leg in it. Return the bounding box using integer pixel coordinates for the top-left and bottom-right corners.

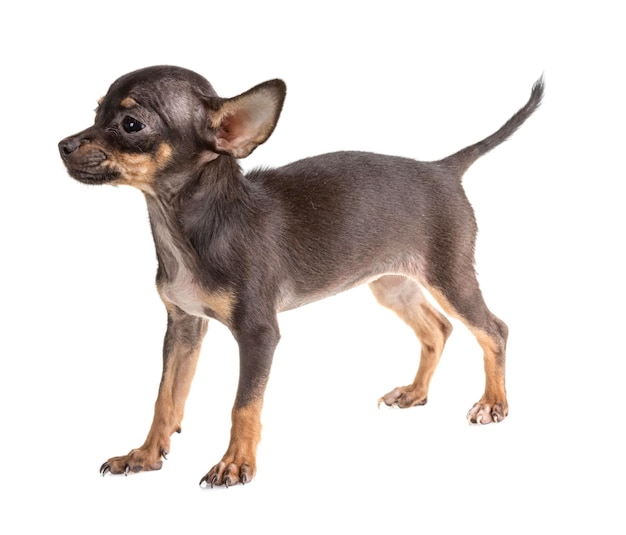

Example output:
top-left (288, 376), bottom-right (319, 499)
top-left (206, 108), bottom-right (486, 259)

top-left (101, 315), bottom-right (207, 475)
top-left (149, 322), bottom-right (207, 438)
top-left (371, 276), bottom-right (452, 408)
top-left (158, 276), bottom-right (235, 327)
top-left (202, 289), bottom-right (235, 324)
top-left (425, 285), bottom-right (508, 423)
top-left (200, 400), bottom-right (263, 487)
top-left (466, 326), bottom-right (508, 423)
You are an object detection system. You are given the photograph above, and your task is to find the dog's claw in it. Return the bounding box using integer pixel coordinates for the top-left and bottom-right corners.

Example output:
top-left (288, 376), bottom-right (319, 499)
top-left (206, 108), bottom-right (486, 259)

top-left (199, 474), bottom-right (213, 488)
top-left (199, 461), bottom-right (254, 488)
top-left (161, 449), bottom-right (168, 461)
top-left (467, 400), bottom-right (508, 425)
top-left (124, 465), bottom-right (130, 476)
top-left (100, 463), bottom-right (110, 476)
top-left (377, 396), bottom-right (399, 409)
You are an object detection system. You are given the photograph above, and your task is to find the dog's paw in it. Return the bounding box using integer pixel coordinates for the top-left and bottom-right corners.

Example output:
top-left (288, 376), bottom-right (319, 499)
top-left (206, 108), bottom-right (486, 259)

top-left (377, 385), bottom-right (428, 409)
top-left (199, 459), bottom-right (255, 488)
top-left (466, 400), bottom-right (508, 424)
top-left (100, 446), bottom-right (167, 476)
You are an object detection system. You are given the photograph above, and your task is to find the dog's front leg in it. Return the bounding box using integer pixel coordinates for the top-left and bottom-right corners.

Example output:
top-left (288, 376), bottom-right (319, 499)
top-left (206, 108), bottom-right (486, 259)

top-left (101, 306), bottom-right (208, 475)
top-left (200, 315), bottom-right (280, 488)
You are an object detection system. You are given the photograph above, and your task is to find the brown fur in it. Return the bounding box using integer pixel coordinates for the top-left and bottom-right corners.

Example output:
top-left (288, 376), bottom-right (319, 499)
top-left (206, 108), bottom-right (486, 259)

top-left (101, 306), bottom-right (207, 475)
top-left (371, 276), bottom-right (453, 408)
top-left (200, 402), bottom-right (263, 487)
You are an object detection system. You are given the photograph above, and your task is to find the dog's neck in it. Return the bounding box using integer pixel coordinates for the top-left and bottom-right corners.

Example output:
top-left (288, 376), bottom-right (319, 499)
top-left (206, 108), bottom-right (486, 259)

top-left (144, 154), bottom-right (255, 283)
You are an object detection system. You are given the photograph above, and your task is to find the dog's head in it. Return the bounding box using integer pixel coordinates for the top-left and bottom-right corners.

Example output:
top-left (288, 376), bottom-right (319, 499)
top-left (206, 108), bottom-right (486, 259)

top-left (59, 65), bottom-right (286, 193)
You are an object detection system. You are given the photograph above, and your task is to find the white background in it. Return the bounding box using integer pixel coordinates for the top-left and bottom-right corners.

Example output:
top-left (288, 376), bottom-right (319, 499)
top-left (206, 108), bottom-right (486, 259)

top-left (1, 1), bottom-right (624, 533)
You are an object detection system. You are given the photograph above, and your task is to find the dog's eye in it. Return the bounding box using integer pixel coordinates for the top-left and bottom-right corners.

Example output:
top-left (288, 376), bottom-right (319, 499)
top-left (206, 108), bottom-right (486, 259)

top-left (122, 116), bottom-right (146, 133)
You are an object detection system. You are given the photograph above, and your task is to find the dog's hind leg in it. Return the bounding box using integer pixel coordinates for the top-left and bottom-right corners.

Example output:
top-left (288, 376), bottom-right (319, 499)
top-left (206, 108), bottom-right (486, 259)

top-left (371, 275), bottom-right (453, 408)
top-left (424, 260), bottom-right (509, 424)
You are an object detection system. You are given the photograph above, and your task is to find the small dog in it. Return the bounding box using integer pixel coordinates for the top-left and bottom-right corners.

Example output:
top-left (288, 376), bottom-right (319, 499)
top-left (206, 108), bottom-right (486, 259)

top-left (59, 66), bottom-right (543, 487)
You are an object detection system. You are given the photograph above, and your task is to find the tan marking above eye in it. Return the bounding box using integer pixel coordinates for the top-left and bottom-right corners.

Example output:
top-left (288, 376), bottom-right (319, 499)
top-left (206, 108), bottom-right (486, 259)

top-left (120, 97), bottom-right (138, 109)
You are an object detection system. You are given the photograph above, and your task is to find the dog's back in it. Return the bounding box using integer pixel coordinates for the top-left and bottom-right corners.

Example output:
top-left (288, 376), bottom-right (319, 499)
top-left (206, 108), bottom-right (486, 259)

top-left (253, 152), bottom-right (470, 301)
top-left (250, 72), bottom-right (543, 305)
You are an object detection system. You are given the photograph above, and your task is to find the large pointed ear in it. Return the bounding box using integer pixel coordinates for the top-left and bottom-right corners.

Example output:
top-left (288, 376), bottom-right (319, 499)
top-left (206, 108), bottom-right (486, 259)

top-left (207, 79), bottom-right (286, 158)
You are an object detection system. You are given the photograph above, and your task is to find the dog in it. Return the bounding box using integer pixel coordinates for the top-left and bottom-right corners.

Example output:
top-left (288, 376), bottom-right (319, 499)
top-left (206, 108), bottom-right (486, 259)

top-left (59, 66), bottom-right (543, 487)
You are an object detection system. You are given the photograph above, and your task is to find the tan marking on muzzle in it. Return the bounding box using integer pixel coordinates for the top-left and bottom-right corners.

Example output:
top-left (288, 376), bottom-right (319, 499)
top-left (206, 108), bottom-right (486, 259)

top-left (103, 143), bottom-right (173, 194)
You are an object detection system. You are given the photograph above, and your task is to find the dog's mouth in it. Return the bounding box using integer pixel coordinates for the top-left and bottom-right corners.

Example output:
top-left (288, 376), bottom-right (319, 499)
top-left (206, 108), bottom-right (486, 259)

top-left (66, 166), bottom-right (120, 185)
top-left (59, 137), bottom-right (171, 193)
top-left (60, 144), bottom-right (120, 185)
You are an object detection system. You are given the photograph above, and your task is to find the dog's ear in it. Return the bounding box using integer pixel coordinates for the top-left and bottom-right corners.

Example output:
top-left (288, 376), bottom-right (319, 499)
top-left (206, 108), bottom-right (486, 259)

top-left (206, 79), bottom-right (286, 158)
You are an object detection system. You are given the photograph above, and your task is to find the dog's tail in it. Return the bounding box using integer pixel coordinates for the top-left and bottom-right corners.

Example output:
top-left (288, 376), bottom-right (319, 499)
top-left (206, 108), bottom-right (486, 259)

top-left (441, 75), bottom-right (544, 178)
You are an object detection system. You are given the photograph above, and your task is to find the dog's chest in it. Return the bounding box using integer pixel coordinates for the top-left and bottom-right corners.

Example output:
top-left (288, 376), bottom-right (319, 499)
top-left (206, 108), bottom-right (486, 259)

top-left (150, 206), bottom-right (234, 324)
top-left (158, 262), bottom-right (234, 324)
top-left (159, 265), bottom-right (204, 316)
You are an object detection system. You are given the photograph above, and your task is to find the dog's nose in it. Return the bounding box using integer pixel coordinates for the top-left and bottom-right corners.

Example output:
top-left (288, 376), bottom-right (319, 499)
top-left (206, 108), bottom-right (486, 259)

top-left (58, 137), bottom-right (83, 160)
